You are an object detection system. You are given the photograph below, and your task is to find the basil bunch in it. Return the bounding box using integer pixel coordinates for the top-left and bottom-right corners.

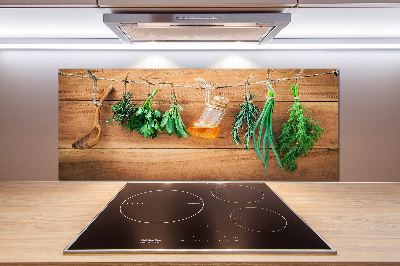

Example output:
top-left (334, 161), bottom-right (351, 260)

top-left (161, 95), bottom-right (191, 139)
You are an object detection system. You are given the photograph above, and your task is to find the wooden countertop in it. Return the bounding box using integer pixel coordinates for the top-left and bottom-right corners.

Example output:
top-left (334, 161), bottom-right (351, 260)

top-left (0, 182), bottom-right (399, 265)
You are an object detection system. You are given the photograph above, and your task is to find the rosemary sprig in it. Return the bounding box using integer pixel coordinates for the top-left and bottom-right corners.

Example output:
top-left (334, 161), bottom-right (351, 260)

top-left (161, 93), bottom-right (191, 139)
top-left (253, 83), bottom-right (283, 176)
top-left (127, 88), bottom-right (163, 139)
top-left (231, 93), bottom-right (259, 150)
top-left (278, 84), bottom-right (323, 173)
top-left (106, 92), bottom-right (136, 126)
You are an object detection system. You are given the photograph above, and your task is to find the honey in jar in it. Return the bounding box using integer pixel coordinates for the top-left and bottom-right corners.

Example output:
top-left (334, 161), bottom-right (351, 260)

top-left (187, 126), bottom-right (220, 139)
top-left (187, 96), bottom-right (229, 139)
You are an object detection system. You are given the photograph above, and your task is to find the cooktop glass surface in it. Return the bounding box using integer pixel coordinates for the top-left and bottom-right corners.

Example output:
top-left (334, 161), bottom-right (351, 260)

top-left (64, 182), bottom-right (336, 254)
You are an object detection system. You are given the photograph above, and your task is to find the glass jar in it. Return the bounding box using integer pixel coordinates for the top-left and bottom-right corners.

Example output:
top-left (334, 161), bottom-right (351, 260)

top-left (187, 96), bottom-right (229, 138)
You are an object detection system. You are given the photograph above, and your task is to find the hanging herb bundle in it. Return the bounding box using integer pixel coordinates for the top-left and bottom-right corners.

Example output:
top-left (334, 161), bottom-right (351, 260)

top-left (127, 88), bottom-right (163, 139)
top-left (106, 92), bottom-right (136, 126)
top-left (107, 72), bottom-right (136, 127)
top-left (278, 84), bottom-right (323, 173)
top-left (253, 83), bottom-right (283, 176)
top-left (231, 93), bottom-right (259, 150)
top-left (161, 92), bottom-right (191, 139)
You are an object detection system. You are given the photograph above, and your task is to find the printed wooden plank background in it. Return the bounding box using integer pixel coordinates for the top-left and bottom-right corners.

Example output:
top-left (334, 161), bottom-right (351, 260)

top-left (58, 69), bottom-right (339, 181)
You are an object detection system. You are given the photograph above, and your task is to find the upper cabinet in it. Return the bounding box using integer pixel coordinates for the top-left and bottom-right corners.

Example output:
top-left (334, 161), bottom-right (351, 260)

top-left (298, 0), bottom-right (400, 7)
top-left (0, 0), bottom-right (97, 7)
top-left (1, 0), bottom-right (398, 8)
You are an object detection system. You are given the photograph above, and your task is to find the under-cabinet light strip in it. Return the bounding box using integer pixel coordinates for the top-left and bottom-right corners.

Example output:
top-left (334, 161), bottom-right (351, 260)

top-left (1, 43), bottom-right (400, 50)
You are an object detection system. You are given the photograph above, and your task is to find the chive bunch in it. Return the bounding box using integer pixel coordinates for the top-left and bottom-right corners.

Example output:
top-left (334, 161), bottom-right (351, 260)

top-left (253, 83), bottom-right (283, 176)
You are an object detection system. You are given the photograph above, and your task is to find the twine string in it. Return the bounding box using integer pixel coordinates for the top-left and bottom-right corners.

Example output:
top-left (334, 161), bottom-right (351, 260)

top-left (58, 70), bottom-right (339, 98)
top-left (267, 69), bottom-right (275, 83)
top-left (122, 71), bottom-right (130, 95)
top-left (244, 73), bottom-right (258, 103)
top-left (159, 82), bottom-right (177, 105)
top-left (86, 69), bottom-right (102, 107)
top-left (139, 77), bottom-right (154, 98)
top-left (295, 69), bottom-right (304, 87)
top-left (195, 78), bottom-right (213, 105)
top-left (170, 83), bottom-right (177, 105)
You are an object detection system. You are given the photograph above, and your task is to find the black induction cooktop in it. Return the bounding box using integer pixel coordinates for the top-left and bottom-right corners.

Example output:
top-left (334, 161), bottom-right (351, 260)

top-left (64, 182), bottom-right (336, 254)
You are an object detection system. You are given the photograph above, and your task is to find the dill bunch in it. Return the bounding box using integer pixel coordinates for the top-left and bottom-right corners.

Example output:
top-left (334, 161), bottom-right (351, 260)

top-left (278, 84), bottom-right (323, 173)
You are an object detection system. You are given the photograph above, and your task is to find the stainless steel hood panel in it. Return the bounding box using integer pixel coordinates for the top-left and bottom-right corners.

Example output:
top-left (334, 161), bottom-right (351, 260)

top-left (122, 26), bottom-right (274, 42)
top-left (98, 0), bottom-right (297, 8)
top-left (104, 13), bottom-right (291, 44)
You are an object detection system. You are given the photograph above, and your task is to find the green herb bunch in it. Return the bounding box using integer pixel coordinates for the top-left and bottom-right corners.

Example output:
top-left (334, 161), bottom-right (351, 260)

top-left (278, 84), bottom-right (323, 173)
top-left (253, 83), bottom-right (283, 176)
top-left (127, 88), bottom-right (163, 139)
top-left (106, 92), bottom-right (136, 126)
top-left (161, 93), bottom-right (191, 139)
top-left (231, 93), bottom-right (259, 150)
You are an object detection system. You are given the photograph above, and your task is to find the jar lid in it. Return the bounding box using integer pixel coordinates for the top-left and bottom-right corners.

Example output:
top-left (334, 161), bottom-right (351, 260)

top-left (210, 96), bottom-right (229, 109)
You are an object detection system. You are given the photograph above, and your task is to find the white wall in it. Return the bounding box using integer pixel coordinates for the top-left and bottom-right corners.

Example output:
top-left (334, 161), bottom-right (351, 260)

top-left (0, 49), bottom-right (399, 182)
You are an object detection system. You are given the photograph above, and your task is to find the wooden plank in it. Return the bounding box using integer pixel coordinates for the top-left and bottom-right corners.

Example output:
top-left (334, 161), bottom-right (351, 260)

top-left (58, 69), bottom-right (338, 182)
top-left (1, 182), bottom-right (399, 264)
top-left (59, 69), bottom-right (338, 102)
top-left (58, 101), bottom-right (338, 149)
top-left (58, 148), bottom-right (338, 181)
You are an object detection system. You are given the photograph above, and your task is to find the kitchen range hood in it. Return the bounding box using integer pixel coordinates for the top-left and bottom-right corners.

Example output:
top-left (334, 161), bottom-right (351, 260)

top-left (103, 13), bottom-right (291, 45)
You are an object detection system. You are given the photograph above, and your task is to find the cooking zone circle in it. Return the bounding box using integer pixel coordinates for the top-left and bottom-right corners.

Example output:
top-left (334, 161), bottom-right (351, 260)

top-left (120, 190), bottom-right (204, 224)
top-left (230, 207), bottom-right (287, 233)
top-left (211, 185), bottom-right (265, 203)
